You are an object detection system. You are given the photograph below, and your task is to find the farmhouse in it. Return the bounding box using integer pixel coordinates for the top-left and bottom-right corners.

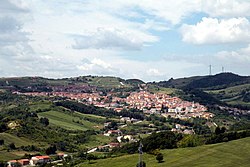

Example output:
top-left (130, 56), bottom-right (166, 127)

top-left (30, 155), bottom-right (51, 165)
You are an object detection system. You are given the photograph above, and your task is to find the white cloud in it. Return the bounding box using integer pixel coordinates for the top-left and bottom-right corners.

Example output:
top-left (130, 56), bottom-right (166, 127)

top-left (77, 58), bottom-right (117, 76)
top-left (68, 0), bottom-right (200, 25)
top-left (0, 0), bottom-right (30, 15)
top-left (72, 28), bottom-right (157, 50)
top-left (127, 0), bottom-right (201, 25)
top-left (146, 68), bottom-right (162, 76)
top-left (0, 0), bottom-right (32, 64)
top-left (202, 0), bottom-right (250, 18)
top-left (62, 0), bottom-right (250, 24)
top-left (180, 17), bottom-right (250, 44)
top-left (0, 3), bottom-right (30, 47)
top-left (216, 45), bottom-right (250, 64)
top-left (77, 58), bottom-right (112, 71)
top-left (1, 0), bottom-right (250, 80)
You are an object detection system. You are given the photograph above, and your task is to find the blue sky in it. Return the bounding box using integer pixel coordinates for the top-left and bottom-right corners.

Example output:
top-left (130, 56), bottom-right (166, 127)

top-left (1, 0), bottom-right (250, 81)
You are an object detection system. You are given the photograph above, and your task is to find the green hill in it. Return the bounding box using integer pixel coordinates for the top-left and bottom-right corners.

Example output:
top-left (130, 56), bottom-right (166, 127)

top-left (185, 73), bottom-right (249, 89)
top-left (158, 73), bottom-right (250, 89)
top-left (0, 75), bottom-right (135, 91)
top-left (77, 137), bottom-right (250, 167)
top-left (155, 73), bottom-right (250, 107)
top-left (0, 77), bottom-right (71, 87)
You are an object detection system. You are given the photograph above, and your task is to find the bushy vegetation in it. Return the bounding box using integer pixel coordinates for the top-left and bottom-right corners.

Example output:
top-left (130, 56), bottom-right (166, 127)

top-left (0, 93), bottom-right (110, 158)
top-left (114, 129), bottom-right (250, 155)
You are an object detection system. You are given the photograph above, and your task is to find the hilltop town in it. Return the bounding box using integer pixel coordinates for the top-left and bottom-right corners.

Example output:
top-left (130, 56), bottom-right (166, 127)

top-left (15, 88), bottom-right (213, 120)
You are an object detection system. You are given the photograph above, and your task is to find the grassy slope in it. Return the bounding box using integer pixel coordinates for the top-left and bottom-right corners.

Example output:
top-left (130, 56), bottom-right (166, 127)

top-left (206, 84), bottom-right (250, 106)
top-left (74, 111), bottom-right (120, 123)
top-left (207, 84), bottom-right (250, 99)
top-left (147, 84), bottom-right (180, 96)
top-left (0, 151), bottom-right (20, 161)
top-left (0, 133), bottom-right (33, 147)
top-left (83, 135), bottom-right (112, 148)
top-left (86, 76), bottom-right (130, 88)
top-left (38, 111), bottom-right (103, 131)
top-left (38, 111), bottom-right (113, 149)
top-left (77, 137), bottom-right (250, 167)
top-left (0, 133), bottom-right (38, 161)
top-left (29, 102), bottom-right (52, 112)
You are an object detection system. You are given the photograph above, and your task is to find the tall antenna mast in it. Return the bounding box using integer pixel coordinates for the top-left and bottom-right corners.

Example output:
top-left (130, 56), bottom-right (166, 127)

top-left (222, 66), bottom-right (224, 73)
top-left (138, 142), bottom-right (143, 167)
top-left (209, 65), bottom-right (212, 76)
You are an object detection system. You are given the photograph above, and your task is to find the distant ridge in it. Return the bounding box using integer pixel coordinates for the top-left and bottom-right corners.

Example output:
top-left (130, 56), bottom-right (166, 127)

top-left (157, 73), bottom-right (250, 89)
top-left (185, 73), bottom-right (249, 89)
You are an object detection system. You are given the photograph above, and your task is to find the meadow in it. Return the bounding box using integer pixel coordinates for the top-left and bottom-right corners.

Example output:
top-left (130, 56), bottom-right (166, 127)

top-left (77, 137), bottom-right (250, 167)
top-left (38, 110), bottom-right (103, 131)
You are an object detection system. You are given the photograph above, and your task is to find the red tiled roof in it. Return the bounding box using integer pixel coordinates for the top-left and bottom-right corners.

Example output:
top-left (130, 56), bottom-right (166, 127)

top-left (35, 155), bottom-right (50, 159)
top-left (18, 159), bottom-right (29, 162)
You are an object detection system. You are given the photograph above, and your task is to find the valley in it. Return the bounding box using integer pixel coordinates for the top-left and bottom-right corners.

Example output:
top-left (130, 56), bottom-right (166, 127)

top-left (0, 73), bottom-right (250, 166)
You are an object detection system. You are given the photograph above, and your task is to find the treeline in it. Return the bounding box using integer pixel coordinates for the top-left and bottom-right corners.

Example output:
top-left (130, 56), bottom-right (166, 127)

top-left (54, 101), bottom-right (145, 120)
top-left (114, 131), bottom-right (183, 154)
top-left (206, 130), bottom-right (250, 144)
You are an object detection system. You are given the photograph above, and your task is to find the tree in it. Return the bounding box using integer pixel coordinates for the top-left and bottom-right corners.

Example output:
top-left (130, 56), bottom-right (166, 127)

top-left (77, 147), bottom-right (87, 158)
top-left (215, 127), bottom-right (220, 135)
top-left (0, 161), bottom-right (7, 167)
top-left (86, 154), bottom-right (95, 163)
top-left (156, 153), bottom-right (164, 163)
top-left (45, 145), bottom-right (57, 155)
top-left (0, 123), bottom-right (8, 133)
top-left (136, 161), bottom-right (146, 167)
top-left (40, 117), bottom-right (49, 126)
top-left (8, 143), bottom-right (16, 150)
top-left (108, 121), bottom-right (118, 130)
top-left (0, 139), bottom-right (4, 145)
top-left (215, 127), bottom-right (226, 135)
top-left (56, 141), bottom-right (67, 151)
top-left (64, 155), bottom-right (72, 163)
top-left (220, 127), bottom-right (226, 133)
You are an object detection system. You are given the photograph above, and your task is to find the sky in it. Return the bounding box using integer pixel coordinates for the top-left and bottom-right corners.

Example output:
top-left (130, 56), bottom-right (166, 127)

top-left (1, 0), bottom-right (250, 81)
